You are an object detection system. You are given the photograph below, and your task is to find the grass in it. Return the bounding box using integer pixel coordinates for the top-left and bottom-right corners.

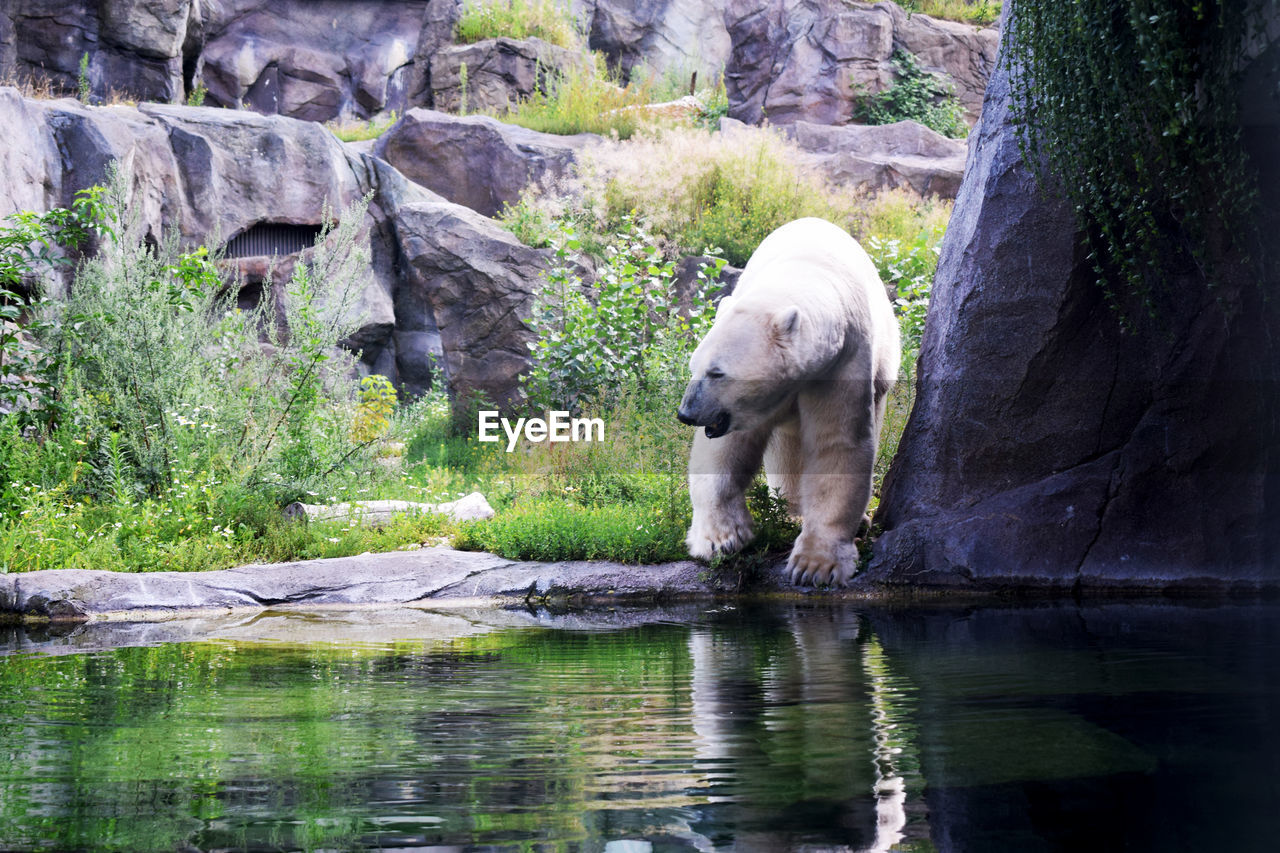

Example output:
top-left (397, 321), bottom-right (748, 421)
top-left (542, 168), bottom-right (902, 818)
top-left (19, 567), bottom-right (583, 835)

top-left (903, 0), bottom-right (1002, 26)
top-left (454, 0), bottom-right (581, 49)
top-left (326, 111), bottom-right (400, 143)
top-left (499, 60), bottom-right (655, 139)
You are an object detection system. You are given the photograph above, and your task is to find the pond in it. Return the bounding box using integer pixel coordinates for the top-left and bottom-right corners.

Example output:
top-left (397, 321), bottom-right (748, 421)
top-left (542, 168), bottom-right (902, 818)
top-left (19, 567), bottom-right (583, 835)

top-left (1, 601), bottom-right (1277, 852)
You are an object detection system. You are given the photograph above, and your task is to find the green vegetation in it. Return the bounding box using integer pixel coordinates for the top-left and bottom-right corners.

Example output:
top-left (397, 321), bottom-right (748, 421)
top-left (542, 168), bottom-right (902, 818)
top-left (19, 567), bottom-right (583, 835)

top-left (853, 50), bottom-right (968, 139)
top-left (1005, 0), bottom-right (1264, 315)
top-left (326, 110), bottom-right (399, 142)
top-left (454, 0), bottom-right (580, 49)
top-left (185, 81), bottom-right (207, 107)
top-left (500, 61), bottom-right (653, 139)
top-left (902, 0), bottom-right (1002, 26)
top-left (77, 51), bottom-right (90, 102)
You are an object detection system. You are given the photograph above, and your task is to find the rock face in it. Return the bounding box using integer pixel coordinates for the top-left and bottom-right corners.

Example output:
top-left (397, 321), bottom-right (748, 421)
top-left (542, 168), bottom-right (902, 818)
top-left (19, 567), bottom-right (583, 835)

top-left (885, 1), bottom-right (999, 120)
top-left (1, 0), bottom-right (196, 104)
top-left (394, 200), bottom-right (550, 407)
top-left (869, 36), bottom-right (1280, 588)
top-left (0, 86), bottom-right (553, 412)
top-left (198, 0), bottom-right (455, 121)
top-left (788, 119), bottom-right (968, 197)
top-left (429, 36), bottom-right (585, 114)
top-left (2, 1), bottom-right (996, 127)
top-left (374, 108), bottom-right (596, 218)
top-left (721, 0), bottom-right (997, 127)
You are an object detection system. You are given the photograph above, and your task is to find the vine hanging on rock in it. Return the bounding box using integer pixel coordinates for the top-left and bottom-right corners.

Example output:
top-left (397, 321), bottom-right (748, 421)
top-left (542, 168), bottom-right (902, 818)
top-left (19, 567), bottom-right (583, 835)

top-left (1003, 0), bottom-right (1271, 320)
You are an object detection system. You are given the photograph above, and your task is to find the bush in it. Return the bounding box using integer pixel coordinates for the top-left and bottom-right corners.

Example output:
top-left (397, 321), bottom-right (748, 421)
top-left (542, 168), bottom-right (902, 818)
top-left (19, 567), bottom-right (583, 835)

top-left (852, 50), bottom-right (969, 139)
top-left (524, 217), bottom-right (725, 412)
top-left (454, 0), bottom-right (580, 49)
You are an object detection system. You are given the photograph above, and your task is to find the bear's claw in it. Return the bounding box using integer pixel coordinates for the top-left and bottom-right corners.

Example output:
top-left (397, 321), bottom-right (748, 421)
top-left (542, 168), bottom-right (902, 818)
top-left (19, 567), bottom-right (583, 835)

top-left (787, 537), bottom-right (855, 587)
top-left (686, 513), bottom-right (754, 560)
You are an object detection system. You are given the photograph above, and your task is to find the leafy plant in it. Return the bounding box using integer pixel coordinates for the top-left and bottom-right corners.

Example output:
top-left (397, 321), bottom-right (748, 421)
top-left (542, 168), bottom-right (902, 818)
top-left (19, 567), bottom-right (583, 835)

top-left (186, 82), bottom-right (207, 107)
top-left (352, 374), bottom-right (398, 442)
top-left (77, 52), bottom-right (91, 102)
top-left (0, 188), bottom-right (106, 416)
top-left (524, 217), bottom-right (724, 412)
top-left (852, 49), bottom-right (968, 139)
top-left (501, 60), bottom-right (654, 139)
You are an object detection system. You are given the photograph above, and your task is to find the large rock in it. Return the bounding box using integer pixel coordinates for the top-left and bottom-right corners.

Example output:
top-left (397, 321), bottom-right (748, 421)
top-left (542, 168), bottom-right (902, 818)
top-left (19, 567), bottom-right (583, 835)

top-left (0, 88), bottom-right (394, 365)
top-left (0, 0), bottom-right (196, 104)
top-left (869, 31), bottom-right (1280, 589)
top-left (392, 200), bottom-right (552, 407)
top-left (429, 36), bottom-right (586, 114)
top-left (721, 0), bottom-right (996, 127)
top-left (197, 0), bottom-right (456, 121)
top-left (583, 0), bottom-right (732, 83)
top-left (787, 118), bottom-right (968, 197)
top-left (373, 108), bottom-right (597, 217)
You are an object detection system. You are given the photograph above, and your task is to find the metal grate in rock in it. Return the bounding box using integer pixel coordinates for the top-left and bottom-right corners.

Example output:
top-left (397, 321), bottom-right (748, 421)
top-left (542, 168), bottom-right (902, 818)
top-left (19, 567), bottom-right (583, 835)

top-left (222, 223), bottom-right (323, 259)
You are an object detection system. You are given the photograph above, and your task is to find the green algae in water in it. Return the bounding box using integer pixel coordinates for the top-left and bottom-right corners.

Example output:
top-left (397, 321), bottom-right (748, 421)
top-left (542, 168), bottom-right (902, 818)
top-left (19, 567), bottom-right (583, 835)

top-left (1, 602), bottom-right (1278, 852)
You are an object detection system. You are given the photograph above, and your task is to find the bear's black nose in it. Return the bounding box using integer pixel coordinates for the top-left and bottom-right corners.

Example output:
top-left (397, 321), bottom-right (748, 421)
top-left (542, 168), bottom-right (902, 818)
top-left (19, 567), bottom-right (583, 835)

top-left (676, 407), bottom-right (697, 426)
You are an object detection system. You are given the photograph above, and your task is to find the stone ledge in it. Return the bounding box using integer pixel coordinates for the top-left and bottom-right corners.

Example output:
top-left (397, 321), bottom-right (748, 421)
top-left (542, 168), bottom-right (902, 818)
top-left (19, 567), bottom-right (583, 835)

top-left (0, 547), bottom-right (747, 624)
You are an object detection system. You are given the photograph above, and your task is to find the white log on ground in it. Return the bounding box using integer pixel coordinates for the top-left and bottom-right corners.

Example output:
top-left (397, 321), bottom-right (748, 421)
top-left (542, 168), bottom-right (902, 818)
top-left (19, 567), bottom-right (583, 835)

top-left (283, 492), bottom-right (495, 525)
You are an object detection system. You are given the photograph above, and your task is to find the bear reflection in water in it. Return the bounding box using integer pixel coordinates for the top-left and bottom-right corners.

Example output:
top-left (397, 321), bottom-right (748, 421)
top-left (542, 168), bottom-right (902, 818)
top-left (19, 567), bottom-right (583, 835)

top-left (678, 218), bottom-right (900, 586)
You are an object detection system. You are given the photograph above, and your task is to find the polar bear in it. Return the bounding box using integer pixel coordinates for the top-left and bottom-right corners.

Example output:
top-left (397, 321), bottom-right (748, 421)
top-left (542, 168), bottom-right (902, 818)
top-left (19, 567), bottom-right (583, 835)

top-left (676, 218), bottom-right (900, 586)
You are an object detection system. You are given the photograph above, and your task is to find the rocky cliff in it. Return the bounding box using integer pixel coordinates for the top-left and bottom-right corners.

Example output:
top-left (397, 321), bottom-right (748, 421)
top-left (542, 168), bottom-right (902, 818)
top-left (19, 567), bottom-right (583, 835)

top-left (869, 22), bottom-right (1280, 589)
top-left (1, 0), bottom-right (997, 125)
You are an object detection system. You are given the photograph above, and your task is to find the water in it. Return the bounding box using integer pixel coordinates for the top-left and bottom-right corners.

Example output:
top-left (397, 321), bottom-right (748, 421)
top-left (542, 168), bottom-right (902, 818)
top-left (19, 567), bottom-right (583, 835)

top-left (1, 601), bottom-right (1278, 852)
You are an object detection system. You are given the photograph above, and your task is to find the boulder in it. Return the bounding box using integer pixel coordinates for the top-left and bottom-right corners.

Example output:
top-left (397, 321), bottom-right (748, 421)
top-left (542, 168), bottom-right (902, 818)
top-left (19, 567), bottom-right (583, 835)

top-left (721, 0), bottom-right (997, 128)
top-left (392, 200), bottom-right (553, 408)
top-left (0, 88), bottom-right (395, 368)
top-left (583, 0), bottom-right (732, 84)
top-left (1, 0), bottom-right (193, 104)
top-left (428, 36), bottom-right (587, 114)
top-left (788, 119), bottom-right (968, 197)
top-left (373, 108), bottom-right (597, 218)
top-left (197, 0), bottom-right (451, 121)
top-left (868, 32), bottom-right (1280, 589)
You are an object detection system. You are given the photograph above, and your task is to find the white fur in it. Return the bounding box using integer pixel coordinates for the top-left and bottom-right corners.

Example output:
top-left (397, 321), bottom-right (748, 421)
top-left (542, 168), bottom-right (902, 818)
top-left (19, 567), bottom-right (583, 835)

top-left (684, 218), bottom-right (900, 586)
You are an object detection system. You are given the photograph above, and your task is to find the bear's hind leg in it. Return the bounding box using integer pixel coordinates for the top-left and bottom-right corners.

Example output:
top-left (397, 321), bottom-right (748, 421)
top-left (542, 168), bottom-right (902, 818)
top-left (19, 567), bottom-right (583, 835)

top-left (686, 426), bottom-right (769, 559)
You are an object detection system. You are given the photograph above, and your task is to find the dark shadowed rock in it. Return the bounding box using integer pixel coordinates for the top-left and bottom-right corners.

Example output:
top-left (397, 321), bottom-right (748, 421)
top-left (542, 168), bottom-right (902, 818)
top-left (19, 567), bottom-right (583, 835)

top-left (869, 32), bottom-right (1280, 589)
top-left (373, 108), bottom-right (597, 217)
top-left (2, 0), bottom-right (194, 104)
top-left (788, 119), bottom-right (968, 197)
top-left (429, 36), bottom-right (586, 114)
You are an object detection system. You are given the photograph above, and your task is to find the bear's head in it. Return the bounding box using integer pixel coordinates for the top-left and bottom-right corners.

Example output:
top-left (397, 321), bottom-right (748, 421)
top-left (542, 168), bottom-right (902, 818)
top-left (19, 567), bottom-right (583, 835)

top-left (677, 295), bottom-right (844, 438)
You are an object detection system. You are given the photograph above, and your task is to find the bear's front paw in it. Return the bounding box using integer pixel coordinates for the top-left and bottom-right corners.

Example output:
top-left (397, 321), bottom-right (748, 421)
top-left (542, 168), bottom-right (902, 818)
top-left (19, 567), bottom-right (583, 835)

top-left (788, 534), bottom-right (857, 587)
top-left (686, 509), bottom-right (754, 560)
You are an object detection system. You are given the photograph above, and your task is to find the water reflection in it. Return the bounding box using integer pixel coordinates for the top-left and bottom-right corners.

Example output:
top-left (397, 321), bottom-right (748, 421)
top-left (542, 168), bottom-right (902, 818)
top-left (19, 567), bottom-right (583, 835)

top-left (1, 602), bottom-right (1278, 852)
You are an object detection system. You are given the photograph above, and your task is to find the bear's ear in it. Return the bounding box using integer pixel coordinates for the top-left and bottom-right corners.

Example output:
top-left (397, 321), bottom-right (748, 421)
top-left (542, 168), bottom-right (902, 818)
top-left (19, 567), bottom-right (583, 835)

top-left (771, 306), bottom-right (800, 338)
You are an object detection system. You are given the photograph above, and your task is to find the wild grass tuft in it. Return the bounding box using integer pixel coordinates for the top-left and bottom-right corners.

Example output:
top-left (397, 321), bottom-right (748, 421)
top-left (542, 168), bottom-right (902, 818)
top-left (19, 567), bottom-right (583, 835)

top-left (454, 0), bottom-right (581, 49)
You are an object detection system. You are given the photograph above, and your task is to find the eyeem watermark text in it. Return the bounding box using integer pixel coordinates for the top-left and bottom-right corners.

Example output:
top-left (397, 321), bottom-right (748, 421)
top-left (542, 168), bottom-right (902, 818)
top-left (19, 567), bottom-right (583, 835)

top-left (478, 411), bottom-right (605, 452)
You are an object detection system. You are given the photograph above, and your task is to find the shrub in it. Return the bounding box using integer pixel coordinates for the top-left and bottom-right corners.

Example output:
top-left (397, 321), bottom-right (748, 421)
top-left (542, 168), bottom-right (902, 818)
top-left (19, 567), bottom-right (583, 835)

top-left (523, 217), bottom-right (725, 412)
top-left (853, 49), bottom-right (968, 139)
top-left (454, 0), bottom-right (580, 49)
top-left (33, 166), bottom-right (376, 501)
